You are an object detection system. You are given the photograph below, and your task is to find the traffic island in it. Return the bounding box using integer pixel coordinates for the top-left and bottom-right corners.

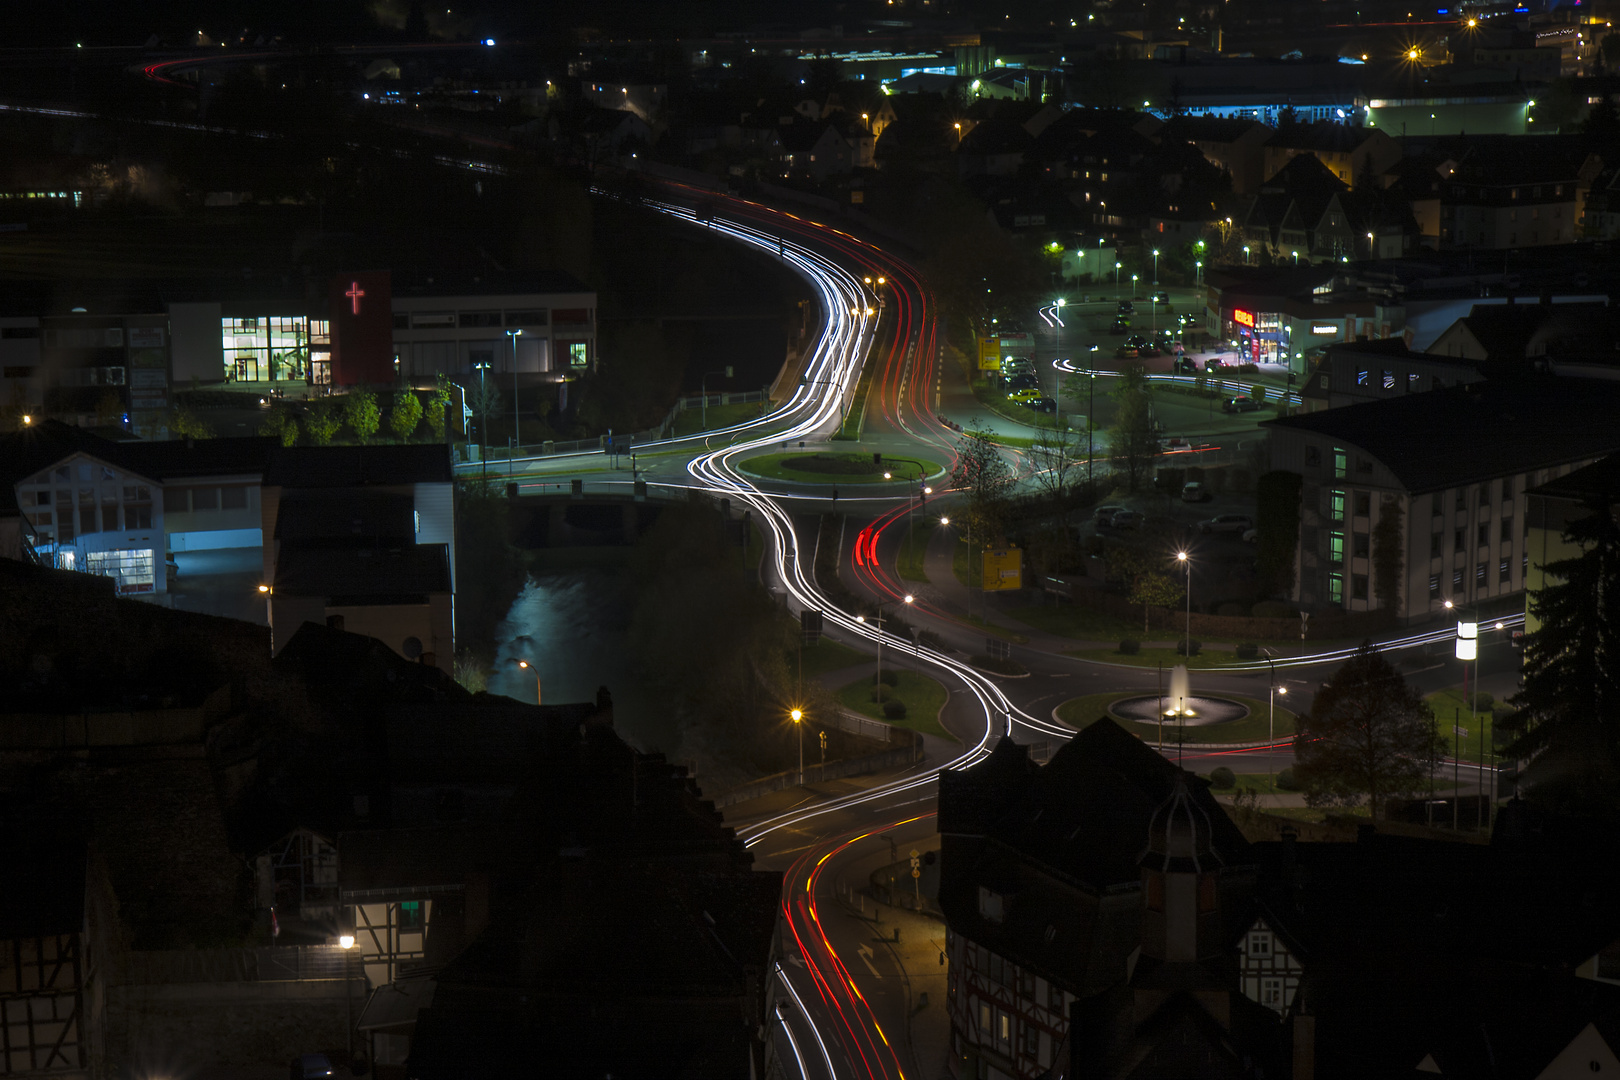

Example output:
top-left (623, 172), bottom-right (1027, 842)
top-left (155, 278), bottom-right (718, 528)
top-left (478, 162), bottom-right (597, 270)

top-left (737, 451), bottom-right (945, 485)
top-left (837, 669), bottom-right (955, 741)
top-left (1055, 691), bottom-right (1296, 744)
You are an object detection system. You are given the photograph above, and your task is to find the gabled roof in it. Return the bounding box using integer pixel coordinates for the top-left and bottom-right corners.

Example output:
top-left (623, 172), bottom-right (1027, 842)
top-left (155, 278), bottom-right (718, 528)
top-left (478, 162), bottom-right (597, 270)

top-left (1264, 377), bottom-right (1620, 494)
top-left (263, 443), bottom-right (453, 488)
top-left (0, 420), bottom-right (277, 499)
top-left (1265, 121), bottom-right (1380, 154)
top-left (959, 116), bottom-right (1034, 156)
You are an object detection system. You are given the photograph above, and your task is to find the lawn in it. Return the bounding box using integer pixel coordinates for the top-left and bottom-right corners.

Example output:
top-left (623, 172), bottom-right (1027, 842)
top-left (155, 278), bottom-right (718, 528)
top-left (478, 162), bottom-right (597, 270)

top-left (1425, 689), bottom-right (1506, 765)
top-left (791, 636), bottom-right (871, 682)
top-left (898, 521), bottom-right (936, 582)
top-left (738, 451), bottom-right (945, 486)
top-left (1055, 691), bottom-right (1296, 744)
top-left (1004, 601), bottom-right (1141, 642)
top-left (669, 400), bottom-right (769, 438)
top-left (837, 670), bottom-right (956, 741)
top-left (1064, 645), bottom-right (1248, 670)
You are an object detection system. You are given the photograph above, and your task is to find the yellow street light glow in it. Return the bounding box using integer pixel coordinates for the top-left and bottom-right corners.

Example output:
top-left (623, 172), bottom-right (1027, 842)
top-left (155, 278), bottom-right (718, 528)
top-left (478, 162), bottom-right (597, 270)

top-left (21, 415), bottom-right (31, 424)
top-left (1176, 551), bottom-right (1188, 561)
top-left (518, 660), bottom-right (529, 668)
top-left (939, 516), bottom-right (949, 525)
top-left (904, 594), bottom-right (914, 603)
top-left (339, 935), bottom-right (355, 949)
top-left (1408, 48), bottom-right (1420, 59)
top-left (791, 708), bottom-right (803, 722)
top-left (257, 584), bottom-right (270, 593)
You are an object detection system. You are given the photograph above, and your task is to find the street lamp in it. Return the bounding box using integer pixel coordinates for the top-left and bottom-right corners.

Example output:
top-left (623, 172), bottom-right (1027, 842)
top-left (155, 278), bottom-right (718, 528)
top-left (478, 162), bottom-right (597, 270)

top-left (506, 329), bottom-right (523, 465)
top-left (856, 594), bottom-right (915, 692)
top-left (1151, 248), bottom-right (1160, 288)
top-left (473, 359), bottom-right (492, 479)
top-left (791, 708), bottom-right (804, 785)
top-left (1175, 550), bottom-right (1191, 659)
top-left (517, 659), bottom-right (541, 705)
top-left (1131, 273), bottom-right (1139, 299)
top-left (1265, 654), bottom-right (1287, 802)
top-left (1115, 260), bottom-right (1122, 301)
top-left (1243, 245), bottom-right (1251, 265)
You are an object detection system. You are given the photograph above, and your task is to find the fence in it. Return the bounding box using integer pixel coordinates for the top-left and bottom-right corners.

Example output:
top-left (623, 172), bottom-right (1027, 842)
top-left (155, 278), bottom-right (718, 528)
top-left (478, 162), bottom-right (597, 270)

top-left (117, 945), bottom-right (359, 985)
top-left (828, 708), bottom-right (893, 744)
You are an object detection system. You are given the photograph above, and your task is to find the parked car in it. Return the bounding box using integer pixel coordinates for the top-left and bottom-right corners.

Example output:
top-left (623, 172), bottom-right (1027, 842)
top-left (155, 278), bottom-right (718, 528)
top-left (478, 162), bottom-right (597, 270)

top-left (1110, 509), bottom-right (1145, 530)
top-left (1001, 357), bottom-right (1034, 375)
top-left (1115, 344), bottom-right (1139, 358)
top-left (1124, 334), bottom-right (1150, 347)
top-left (1007, 388), bottom-right (1044, 403)
top-left (1181, 481), bottom-right (1210, 502)
top-left (1173, 356), bottom-right (1199, 374)
top-left (1241, 527), bottom-right (1259, 543)
top-left (1117, 300), bottom-right (1134, 315)
top-left (1095, 504), bottom-right (1126, 526)
top-left (1199, 513), bottom-right (1255, 535)
top-left (1222, 395), bottom-right (1261, 413)
top-left (1152, 290), bottom-right (1170, 304)
top-left (1138, 344), bottom-right (1162, 358)
top-left (1110, 318), bottom-right (1130, 334)
top-left (1025, 395), bottom-right (1057, 413)
top-left (1003, 373), bottom-right (1040, 391)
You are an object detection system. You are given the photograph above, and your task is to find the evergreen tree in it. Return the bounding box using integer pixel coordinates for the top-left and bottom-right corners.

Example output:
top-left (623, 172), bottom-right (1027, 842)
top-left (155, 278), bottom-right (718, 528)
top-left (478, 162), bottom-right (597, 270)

top-left (1501, 495), bottom-right (1620, 812)
top-left (1294, 641), bottom-right (1443, 819)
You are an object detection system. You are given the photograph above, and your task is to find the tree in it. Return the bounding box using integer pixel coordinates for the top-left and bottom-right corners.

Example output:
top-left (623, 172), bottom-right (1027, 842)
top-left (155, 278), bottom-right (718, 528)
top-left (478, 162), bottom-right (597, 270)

top-left (948, 427), bottom-right (1016, 550)
top-left (1129, 571), bottom-right (1184, 635)
top-left (467, 376), bottom-right (503, 445)
top-left (425, 374), bottom-right (454, 440)
top-left (1026, 422), bottom-right (1082, 502)
top-left (1500, 495), bottom-right (1620, 813)
top-left (1293, 642), bottom-right (1443, 819)
top-left (95, 390), bottom-right (123, 426)
top-left (343, 388), bottom-right (380, 443)
top-left (390, 387), bottom-right (424, 441)
top-left (170, 405), bottom-right (213, 439)
top-left (304, 403), bottom-right (341, 446)
top-left (1109, 362), bottom-right (1159, 493)
top-left (1371, 497), bottom-right (1405, 614)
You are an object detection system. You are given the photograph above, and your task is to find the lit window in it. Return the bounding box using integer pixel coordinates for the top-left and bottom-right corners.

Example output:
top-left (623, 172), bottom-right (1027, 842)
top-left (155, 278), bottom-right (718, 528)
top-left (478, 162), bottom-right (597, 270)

top-left (1333, 449), bottom-right (1347, 478)
top-left (978, 886), bottom-right (1004, 923)
top-left (1328, 574), bottom-right (1344, 604)
top-left (1330, 491), bottom-right (1346, 521)
top-left (1329, 532), bottom-right (1345, 562)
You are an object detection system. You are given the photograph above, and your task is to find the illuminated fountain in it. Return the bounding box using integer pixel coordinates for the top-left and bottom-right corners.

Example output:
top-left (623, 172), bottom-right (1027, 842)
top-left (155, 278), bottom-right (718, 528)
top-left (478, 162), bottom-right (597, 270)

top-left (1110, 663), bottom-right (1249, 727)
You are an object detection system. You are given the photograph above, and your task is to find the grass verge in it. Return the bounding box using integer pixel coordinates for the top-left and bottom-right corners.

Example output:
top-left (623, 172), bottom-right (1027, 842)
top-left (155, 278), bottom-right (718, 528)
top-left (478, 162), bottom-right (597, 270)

top-left (837, 670), bottom-right (956, 741)
top-left (1425, 689), bottom-right (1505, 764)
top-left (898, 522), bottom-right (935, 582)
top-left (670, 400), bottom-right (768, 438)
top-left (1054, 691), bottom-right (1295, 743)
top-left (1004, 602), bottom-right (1141, 642)
top-left (738, 451), bottom-right (944, 485)
top-left (792, 637), bottom-right (871, 682)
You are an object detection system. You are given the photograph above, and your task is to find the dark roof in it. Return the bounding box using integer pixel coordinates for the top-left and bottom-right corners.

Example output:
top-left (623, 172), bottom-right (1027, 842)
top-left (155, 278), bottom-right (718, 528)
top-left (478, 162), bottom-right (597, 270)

top-left (0, 421), bottom-right (276, 500)
top-left (264, 443), bottom-right (453, 488)
top-left (1264, 377), bottom-right (1620, 493)
top-left (273, 543), bottom-right (451, 599)
top-left (1442, 301), bottom-right (1619, 363)
top-left (960, 116), bottom-right (1034, 155)
top-left (273, 491), bottom-right (416, 545)
top-left (1528, 451), bottom-right (1620, 502)
top-left (389, 269), bottom-right (592, 297)
top-left (0, 844), bottom-right (86, 938)
top-left (1165, 115), bottom-right (1271, 144)
top-left (1265, 121), bottom-right (1379, 153)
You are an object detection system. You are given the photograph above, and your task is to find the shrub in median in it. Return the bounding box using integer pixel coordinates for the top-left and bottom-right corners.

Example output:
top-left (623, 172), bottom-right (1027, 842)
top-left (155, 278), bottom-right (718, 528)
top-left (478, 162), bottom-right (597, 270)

top-left (870, 685), bottom-right (893, 703)
top-left (1217, 602), bottom-right (1245, 617)
top-left (1235, 642), bottom-right (1259, 660)
top-left (1471, 691), bottom-right (1494, 711)
top-left (1277, 767), bottom-right (1298, 791)
top-left (1175, 639), bottom-right (1202, 657)
top-left (874, 668), bottom-right (899, 687)
top-left (882, 699), bottom-right (908, 719)
top-left (1119, 639), bottom-right (1141, 655)
top-left (1209, 766), bottom-right (1236, 790)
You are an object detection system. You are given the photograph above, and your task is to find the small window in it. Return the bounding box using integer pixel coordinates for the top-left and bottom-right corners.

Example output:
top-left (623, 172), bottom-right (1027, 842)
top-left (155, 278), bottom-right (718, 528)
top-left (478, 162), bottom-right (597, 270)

top-left (977, 886), bottom-right (1005, 923)
top-left (192, 487), bottom-right (218, 511)
top-left (1430, 533), bottom-right (1441, 558)
top-left (504, 310), bottom-right (548, 326)
top-left (1329, 532), bottom-right (1345, 562)
top-left (1262, 978), bottom-right (1284, 1006)
top-left (1500, 519), bottom-right (1512, 542)
top-left (392, 313), bottom-right (409, 329)
top-left (1198, 874), bottom-right (1217, 912)
top-left (1476, 522), bottom-right (1489, 546)
top-left (1247, 931), bottom-right (1272, 957)
top-left (1453, 568), bottom-right (1464, 589)
top-left (1352, 574), bottom-right (1368, 601)
top-left (1333, 449), bottom-right (1347, 478)
top-left (1454, 529), bottom-right (1465, 553)
top-left (1328, 574), bottom-right (1344, 603)
top-left (1429, 574), bottom-right (1440, 598)
top-left (1499, 558), bottom-right (1511, 582)
top-left (1477, 562), bottom-right (1487, 586)
top-left (457, 311), bottom-right (503, 328)
top-left (398, 900), bottom-right (424, 930)
top-left (567, 342), bottom-right (590, 368)
top-left (163, 488), bottom-right (188, 514)
top-left (1305, 446), bottom-right (1321, 467)
top-left (1354, 492), bottom-right (1371, 517)
top-left (1049, 982), bottom-right (1064, 1009)
top-left (1330, 491), bottom-right (1346, 521)
top-left (1146, 875), bottom-right (1164, 911)
top-left (1022, 1022), bottom-right (1039, 1057)
top-left (1353, 533), bottom-right (1369, 558)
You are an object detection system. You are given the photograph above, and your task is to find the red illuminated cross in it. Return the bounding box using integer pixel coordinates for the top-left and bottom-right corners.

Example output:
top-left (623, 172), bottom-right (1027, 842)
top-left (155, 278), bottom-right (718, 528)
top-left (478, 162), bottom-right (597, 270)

top-left (345, 281), bottom-right (366, 315)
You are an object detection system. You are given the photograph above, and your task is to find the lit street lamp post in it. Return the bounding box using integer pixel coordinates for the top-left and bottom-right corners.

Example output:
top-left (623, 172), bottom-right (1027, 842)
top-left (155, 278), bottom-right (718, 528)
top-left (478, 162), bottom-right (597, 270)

top-left (1175, 550), bottom-right (1192, 657)
top-left (473, 359), bottom-right (492, 481)
top-left (1265, 654), bottom-right (1287, 803)
top-left (791, 708), bottom-right (803, 785)
top-left (517, 659), bottom-right (541, 705)
top-left (506, 329), bottom-right (523, 467)
top-left (857, 594), bottom-right (915, 692)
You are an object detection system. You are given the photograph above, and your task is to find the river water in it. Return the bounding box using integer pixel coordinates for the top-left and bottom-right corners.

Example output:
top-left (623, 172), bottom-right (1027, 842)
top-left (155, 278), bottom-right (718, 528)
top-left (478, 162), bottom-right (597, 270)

top-left (489, 564), bottom-right (674, 756)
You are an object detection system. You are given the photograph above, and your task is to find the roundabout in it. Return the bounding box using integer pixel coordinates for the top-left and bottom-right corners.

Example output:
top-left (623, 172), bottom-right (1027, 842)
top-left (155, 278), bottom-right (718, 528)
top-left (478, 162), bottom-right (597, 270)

top-left (1109, 693), bottom-right (1250, 726)
top-left (1055, 690), bottom-right (1296, 744)
top-left (735, 450), bottom-right (946, 486)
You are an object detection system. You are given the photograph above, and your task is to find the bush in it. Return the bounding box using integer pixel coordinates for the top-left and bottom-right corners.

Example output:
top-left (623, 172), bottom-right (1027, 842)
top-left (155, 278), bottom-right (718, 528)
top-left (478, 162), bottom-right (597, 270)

top-left (1250, 384), bottom-right (1268, 405)
top-left (874, 668), bottom-right (899, 687)
top-left (1217, 602), bottom-right (1245, 617)
top-left (1252, 600), bottom-right (1294, 619)
top-left (882, 699), bottom-right (908, 719)
top-left (1277, 767), bottom-right (1298, 791)
top-left (870, 685), bottom-right (893, 703)
top-left (1235, 362), bottom-right (1259, 374)
top-left (1175, 639), bottom-right (1202, 657)
top-left (1208, 766), bottom-right (1236, 790)
top-left (1235, 642), bottom-right (1259, 660)
top-left (1471, 691), bottom-right (1494, 711)
top-left (1119, 639), bottom-right (1141, 655)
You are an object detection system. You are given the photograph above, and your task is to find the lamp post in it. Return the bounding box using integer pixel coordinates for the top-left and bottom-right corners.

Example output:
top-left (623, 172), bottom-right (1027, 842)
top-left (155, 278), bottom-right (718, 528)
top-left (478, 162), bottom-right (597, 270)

top-left (1243, 245), bottom-right (1252, 265)
top-left (1151, 248), bottom-right (1160, 288)
top-left (1087, 372), bottom-right (1096, 488)
top-left (791, 708), bottom-right (803, 785)
top-left (507, 329), bottom-right (523, 462)
top-left (856, 594), bottom-right (915, 694)
top-left (1265, 654), bottom-right (1287, 804)
top-left (1131, 273), bottom-right (1139, 300)
top-left (473, 359), bottom-right (492, 480)
top-left (1175, 550), bottom-right (1191, 658)
top-left (1115, 261), bottom-right (1122, 302)
top-left (517, 659), bottom-right (540, 705)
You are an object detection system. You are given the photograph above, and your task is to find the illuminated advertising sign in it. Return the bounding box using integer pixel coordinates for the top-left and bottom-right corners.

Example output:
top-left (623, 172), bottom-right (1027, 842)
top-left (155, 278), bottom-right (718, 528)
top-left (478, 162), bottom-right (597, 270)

top-left (1232, 309), bottom-right (1256, 328)
top-left (1311, 324), bottom-right (1338, 334)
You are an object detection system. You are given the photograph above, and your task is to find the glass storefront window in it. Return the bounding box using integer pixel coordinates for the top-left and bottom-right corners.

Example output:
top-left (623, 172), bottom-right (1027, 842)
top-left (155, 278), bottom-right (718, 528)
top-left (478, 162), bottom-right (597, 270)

top-left (85, 548), bottom-right (156, 594)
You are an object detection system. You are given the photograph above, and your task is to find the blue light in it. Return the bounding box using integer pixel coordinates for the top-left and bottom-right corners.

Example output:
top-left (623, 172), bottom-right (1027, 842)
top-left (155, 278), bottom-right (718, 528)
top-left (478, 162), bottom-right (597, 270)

top-left (1437, 7), bottom-right (1448, 13)
top-left (483, 37), bottom-right (496, 46)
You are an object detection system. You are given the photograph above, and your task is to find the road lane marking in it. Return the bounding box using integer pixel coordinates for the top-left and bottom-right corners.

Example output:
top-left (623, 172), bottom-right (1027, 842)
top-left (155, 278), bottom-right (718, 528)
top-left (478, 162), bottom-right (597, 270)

top-left (858, 944), bottom-right (883, 979)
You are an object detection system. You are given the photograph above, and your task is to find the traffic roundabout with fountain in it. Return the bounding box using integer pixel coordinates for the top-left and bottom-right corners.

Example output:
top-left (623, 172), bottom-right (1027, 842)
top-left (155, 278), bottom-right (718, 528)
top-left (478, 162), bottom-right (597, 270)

top-left (1055, 665), bottom-right (1297, 744)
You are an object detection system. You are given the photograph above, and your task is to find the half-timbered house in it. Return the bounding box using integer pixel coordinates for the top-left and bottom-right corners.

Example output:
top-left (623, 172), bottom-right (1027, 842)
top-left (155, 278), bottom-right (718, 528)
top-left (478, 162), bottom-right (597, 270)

top-left (1237, 913), bottom-right (1305, 1015)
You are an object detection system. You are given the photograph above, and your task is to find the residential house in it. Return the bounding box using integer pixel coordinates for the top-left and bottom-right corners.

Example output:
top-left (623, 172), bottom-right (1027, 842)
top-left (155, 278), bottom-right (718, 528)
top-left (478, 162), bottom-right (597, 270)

top-left (1299, 337), bottom-right (1487, 412)
top-left (957, 117), bottom-right (1034, 177)
top-left (1426, 300), bottom-right (1620, 369)
top-left (1242, 152), bottom-right (1416, 264)
top-left (1262, 377), bottom-right (1620, 618)
top-left (779, 120), bottom-right (856, 181)
top-left (1165, 114), bottom-right (1275, 196)
top-left (1262, 123), bottom-right (1399, 188)
top-left (1440, 140), bottom-right (1602, 249)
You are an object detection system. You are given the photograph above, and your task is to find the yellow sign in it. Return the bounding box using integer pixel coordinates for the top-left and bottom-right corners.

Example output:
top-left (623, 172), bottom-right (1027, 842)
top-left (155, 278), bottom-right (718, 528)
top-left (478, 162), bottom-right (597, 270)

top-left (981, 547), bottom-right (1023, 592)
top-left (977, 335), bottom-right (1000, 372)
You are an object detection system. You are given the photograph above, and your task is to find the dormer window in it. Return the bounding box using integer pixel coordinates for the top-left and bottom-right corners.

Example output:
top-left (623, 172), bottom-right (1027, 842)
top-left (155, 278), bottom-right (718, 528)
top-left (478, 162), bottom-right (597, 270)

top-left (1248, 930), bottom-right (1272, 957)
top-left (978, 886), bottom-right (1005, 923)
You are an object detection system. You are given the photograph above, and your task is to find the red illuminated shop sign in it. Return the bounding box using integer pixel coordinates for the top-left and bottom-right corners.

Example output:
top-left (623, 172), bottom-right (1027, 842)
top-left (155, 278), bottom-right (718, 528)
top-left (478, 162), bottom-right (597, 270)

top-left (1232, 309), bottom-right (1256, 328)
